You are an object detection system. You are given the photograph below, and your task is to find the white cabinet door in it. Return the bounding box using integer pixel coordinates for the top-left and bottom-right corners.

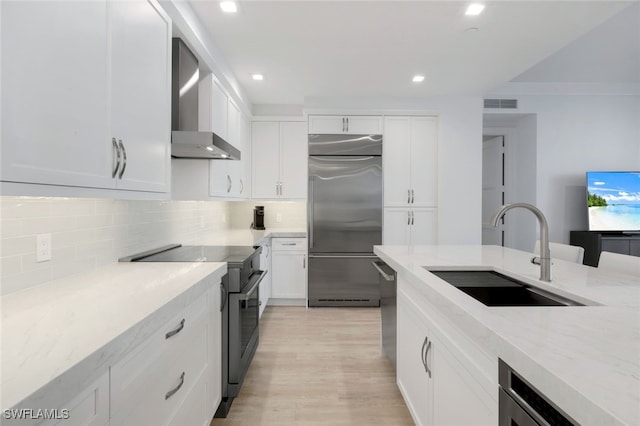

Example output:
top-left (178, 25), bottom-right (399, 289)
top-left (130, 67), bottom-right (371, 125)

top-left (383, 117), bottom-right (412, 207)
top-left (209, 283), bottom-right (222, 419)
top-left (397, 291), bottom-right (433, 426)
top-left (226, 100), bottom-right (244, 198)
top-left (432, 340), bottom-right (496, 426)
top-left (252, 122), bottom-right (280, 198)
top-left (383, 208), bottom-right (411, 245)
top-left (411, 208), bottom-right (438, 245)
top-left (110, 0), bottom-right (171, 193)
top-left (308, 115), bottom-right (382, 134)
top-left (279, 122), bottom-right (307, 199)
top-left (258, 243), bottom-right (272, 318)
top-left (240, 112), bottom-right (252, 199)
top-left (410, 117), bottom-right (438, 207)
top-left (1, 1), bottom-right (114, 190)
top-left (271, 251), bottom-right (306, 299)
top-left (345, 116), bottom-right (383, 134)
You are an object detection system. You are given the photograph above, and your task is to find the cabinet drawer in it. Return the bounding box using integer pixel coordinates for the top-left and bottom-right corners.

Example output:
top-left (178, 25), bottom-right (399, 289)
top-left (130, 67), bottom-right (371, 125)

top-left (111, 293), bottom-right (209, 425)
top-left (272, 238), bottom-right (307, 251)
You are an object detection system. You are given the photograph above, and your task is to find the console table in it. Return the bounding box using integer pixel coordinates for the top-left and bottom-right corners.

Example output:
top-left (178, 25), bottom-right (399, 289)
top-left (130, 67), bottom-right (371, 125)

top-left (570, 231), bottom-right (640, 267)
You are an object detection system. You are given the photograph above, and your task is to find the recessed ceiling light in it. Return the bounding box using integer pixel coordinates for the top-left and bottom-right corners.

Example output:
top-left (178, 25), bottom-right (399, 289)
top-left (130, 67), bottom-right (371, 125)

top-left (220, 1), bottom-right (237, 13)
top-left (251, 74), bottom-right (264, 81)
top-left (465, 3), bottom-right (485, 16)
top-left (412, 75), bottom-right (425, 83)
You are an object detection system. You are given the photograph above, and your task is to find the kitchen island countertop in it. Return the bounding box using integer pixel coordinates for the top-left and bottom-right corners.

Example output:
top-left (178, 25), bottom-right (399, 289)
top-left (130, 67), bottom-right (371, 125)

top-left (374, 244), bottom-right (640, 426)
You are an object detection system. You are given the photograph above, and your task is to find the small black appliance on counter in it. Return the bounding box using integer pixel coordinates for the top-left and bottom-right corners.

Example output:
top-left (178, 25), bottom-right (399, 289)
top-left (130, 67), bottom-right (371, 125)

top-left (251, 205), bottom-right (265, 230)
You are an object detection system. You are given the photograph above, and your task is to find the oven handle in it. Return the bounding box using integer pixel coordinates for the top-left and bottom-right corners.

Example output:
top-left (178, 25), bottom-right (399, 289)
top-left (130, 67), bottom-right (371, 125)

top-left (240, 270), bottom-right (267, 301)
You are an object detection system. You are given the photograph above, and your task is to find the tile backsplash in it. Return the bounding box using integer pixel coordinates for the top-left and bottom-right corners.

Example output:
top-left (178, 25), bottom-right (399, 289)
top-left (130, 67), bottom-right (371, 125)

top-left (0, 197), bottom-right (231, 295)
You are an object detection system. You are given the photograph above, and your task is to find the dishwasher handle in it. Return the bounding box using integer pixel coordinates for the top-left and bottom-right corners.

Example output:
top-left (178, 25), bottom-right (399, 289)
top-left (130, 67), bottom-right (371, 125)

top-left (372, 260), bottom-right (396, 281)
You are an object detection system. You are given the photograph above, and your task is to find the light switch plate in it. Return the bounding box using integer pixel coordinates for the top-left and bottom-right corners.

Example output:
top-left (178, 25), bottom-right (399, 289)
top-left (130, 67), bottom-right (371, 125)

top-left (36, 233), bottom-right (52, 262)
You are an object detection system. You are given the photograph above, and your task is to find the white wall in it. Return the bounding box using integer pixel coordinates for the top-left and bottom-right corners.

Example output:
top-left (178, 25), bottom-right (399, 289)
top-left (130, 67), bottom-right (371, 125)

top-left (0, 197), bottom-right (231, 295)
top-left (487, 94), bottom-right (640, 244)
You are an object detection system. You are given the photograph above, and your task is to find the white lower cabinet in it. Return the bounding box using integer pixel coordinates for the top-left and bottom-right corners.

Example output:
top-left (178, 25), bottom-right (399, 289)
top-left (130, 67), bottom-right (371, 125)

top-left (110, 286), bottom-right (220, 426)
top-left (258, 241), bottom-right (272, 318)
top-left (397, 286), bottom-right (496, 426)
top-left (270, 238), bottom-right (307, 304)
top-left (384, 208), bottom-right (437, 245)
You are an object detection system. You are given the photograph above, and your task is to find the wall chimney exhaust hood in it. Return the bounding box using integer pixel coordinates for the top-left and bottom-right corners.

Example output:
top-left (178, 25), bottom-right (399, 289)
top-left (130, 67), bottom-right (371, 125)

top-left (171, 38), bottom-right (240, 160)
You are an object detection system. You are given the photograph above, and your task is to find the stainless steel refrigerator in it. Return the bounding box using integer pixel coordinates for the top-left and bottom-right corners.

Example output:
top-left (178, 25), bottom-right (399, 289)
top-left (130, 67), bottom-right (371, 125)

top-left (308, 134), bottom-right (383, 307)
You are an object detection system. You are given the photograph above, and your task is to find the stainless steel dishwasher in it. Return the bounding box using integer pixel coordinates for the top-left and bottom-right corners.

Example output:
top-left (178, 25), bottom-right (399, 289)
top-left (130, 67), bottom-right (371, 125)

top-left (372, 260), bottom-right (397, 369)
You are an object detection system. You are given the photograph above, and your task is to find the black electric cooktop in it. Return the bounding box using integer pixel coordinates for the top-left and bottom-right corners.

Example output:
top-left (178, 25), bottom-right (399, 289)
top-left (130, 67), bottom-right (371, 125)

top-left (120, 244), bottom-right (259, 267)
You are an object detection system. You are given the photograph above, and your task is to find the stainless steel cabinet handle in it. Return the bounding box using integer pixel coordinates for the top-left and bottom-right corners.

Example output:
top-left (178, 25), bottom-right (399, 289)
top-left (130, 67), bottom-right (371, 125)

top-left (282, 242), bottom-right (298, 246)
top-left (346, 117), bottom-right (349, 132)
top-left (407, 189), bottom-right (411, 204)
top-left (220, 283), bottom-right (227, 312)
top-left (407, 211), bottom-right (411, 225)
top-left (227, 175), bottom-right (232, 193)
top-left (112, 138), bottom-right (121, 178)
top-left (421, 336), bottom-right (429, 373)
top-left (165, 319), bottom-right (185, 339)
top-left (425, 340), bottom-right (432, 378)
top-left (165, 372), bottom-right (185, 400)
top-left (411, 211), bottom-right (415, 225)
top-left (309, 176), bottom-right (315, 249)
top-left (411, 189), bottom-right (415, 204)
top-left (118, 139), bottom-right (127, 179)
top-left (240, 179), bottom-right (244, 194)
top-left (342, 117), bottom-right (346, 132)
top-left (303, 255), bottom-right (306, 268)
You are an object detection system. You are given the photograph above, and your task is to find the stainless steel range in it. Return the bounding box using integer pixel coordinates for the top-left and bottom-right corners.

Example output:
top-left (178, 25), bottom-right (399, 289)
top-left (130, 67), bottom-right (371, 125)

top-left (120, 244), bottom-right (265, 418)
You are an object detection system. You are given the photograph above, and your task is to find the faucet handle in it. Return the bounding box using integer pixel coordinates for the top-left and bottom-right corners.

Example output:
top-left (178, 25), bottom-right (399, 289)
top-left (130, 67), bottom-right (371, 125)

top-left (531, 256), bottom-right (541, 265)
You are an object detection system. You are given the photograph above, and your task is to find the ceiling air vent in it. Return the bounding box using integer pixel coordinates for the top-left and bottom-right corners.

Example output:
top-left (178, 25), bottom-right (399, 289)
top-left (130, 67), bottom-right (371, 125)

top-left (484, 99), bottom-right (518, 109)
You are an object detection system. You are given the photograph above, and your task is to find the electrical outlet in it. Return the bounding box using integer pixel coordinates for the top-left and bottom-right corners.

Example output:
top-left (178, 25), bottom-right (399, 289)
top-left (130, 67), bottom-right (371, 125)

top-left (276, 213), bottom-right (282, 223)
top-left (36, 233), bottom-right (52, 262)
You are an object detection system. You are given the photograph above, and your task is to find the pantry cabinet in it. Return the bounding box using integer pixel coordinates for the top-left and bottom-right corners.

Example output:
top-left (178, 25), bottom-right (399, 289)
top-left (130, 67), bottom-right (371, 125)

top-left (384, 208), bottom-right (437, 245)
top-left (270, 238), bottom-right (307, 304)
top-left (383, 116), bottom-right (437, 207)
top-left (252, 122), bottom-right (307, 199)
top-left (0, 0), bottom-right (171, 194)
top-left (397, 283), bottom-right (496, 426)
top-left (308, 115), bottom-right (383, 134)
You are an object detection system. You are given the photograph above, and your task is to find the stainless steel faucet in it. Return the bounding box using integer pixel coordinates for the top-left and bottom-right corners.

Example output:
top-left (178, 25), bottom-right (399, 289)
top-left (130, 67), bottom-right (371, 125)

top-left (490, 203), bottom-right (552, 282)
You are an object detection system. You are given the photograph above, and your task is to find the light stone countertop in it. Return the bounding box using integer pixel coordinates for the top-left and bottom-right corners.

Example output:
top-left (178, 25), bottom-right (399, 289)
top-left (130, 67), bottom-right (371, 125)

top-left (196, 227), bottom-right (307, 247)
top-left (374, 244), bottom-right (640, 426)
top-left (1, 262), bottom-right (227, 412)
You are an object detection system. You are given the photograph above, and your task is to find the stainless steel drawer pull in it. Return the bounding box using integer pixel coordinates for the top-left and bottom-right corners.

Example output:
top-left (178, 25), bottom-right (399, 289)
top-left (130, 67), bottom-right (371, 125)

top-left (371, 261), bottom-right (395, 281)
top-left (425, 340), bottom-right (432, 377)
top-left (165, 372), bottom-right (185, 400)
top-left (112, 138), bottom-right (120, 178)
top-left (227, 175), bottom-right (232, 193)
top-left (165, 319), bottom-right (185, 339)
top-left (118, 139), bottom-right (127, 179)
top-left (281, 242), bottom-right (297, 246)
top-left (421, 336), bottom-right (429, 373)
top-left (411, 189), bottom-right (415, 204)
top-left (407, 189), bottom-right (411, 204)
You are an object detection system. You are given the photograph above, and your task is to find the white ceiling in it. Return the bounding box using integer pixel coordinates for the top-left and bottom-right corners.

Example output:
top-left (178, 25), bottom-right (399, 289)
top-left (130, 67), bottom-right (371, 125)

top-left (188, 0), bottom-right (638, 105)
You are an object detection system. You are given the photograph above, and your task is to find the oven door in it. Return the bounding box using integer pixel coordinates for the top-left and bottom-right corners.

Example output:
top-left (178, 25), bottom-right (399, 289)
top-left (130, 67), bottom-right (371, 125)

top-left (228, 270), bottom-right (266, 387)
top-left (499, 388), bottom-right (539, 426)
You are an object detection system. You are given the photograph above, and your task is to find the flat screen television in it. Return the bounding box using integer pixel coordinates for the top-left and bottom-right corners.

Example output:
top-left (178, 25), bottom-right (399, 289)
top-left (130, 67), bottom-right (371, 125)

top-left (586, 171), bottom-right (640, 232)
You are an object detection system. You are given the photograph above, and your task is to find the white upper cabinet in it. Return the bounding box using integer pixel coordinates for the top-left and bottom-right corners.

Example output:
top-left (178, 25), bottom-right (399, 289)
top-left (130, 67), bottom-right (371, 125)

top-left (199, 75), bottom-right (248, 199)
top-left (1, 1), bottom-right (112, 189)
top-left (308, 115), bottom-right (383, 135)
top-left (0, 0), bottom-right (171, 194)
top-left (252, 121), bottom-right (307, 200)
top-left (110, 0), bottom-right (171, 193)
top-left (383, 116), bottom-right (438, 207)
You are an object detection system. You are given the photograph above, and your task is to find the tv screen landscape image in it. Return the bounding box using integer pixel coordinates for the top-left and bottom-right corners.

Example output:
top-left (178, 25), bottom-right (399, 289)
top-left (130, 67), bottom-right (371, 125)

top-left (587, 171), bottom-right (640, 232)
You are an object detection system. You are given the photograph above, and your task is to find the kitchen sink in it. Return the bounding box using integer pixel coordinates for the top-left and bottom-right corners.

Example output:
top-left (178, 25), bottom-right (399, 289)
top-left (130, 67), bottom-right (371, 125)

top-left (427, 270), bottom-right (584, 307)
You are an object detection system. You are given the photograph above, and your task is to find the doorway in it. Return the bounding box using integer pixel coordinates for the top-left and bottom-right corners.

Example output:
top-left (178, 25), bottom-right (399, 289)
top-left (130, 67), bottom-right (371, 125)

top-left (482, 136), bottom-right (505, 245)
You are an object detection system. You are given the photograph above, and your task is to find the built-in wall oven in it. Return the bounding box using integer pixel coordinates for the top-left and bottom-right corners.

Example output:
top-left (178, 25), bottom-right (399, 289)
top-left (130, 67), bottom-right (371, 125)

top-left (120, 244), bottom-right (265, 418)
top-left (499, 359), bottom-right (577, 425)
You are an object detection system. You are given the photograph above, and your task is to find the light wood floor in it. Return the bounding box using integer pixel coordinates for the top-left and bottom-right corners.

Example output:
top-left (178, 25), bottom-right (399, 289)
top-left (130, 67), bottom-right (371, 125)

top-left (211, 306), bottom-right (413, 425)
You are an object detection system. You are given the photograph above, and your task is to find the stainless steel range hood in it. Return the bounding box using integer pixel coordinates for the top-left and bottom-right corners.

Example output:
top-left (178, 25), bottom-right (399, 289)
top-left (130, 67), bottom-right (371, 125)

top-left (171, 38), bottom-right (240, 160)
